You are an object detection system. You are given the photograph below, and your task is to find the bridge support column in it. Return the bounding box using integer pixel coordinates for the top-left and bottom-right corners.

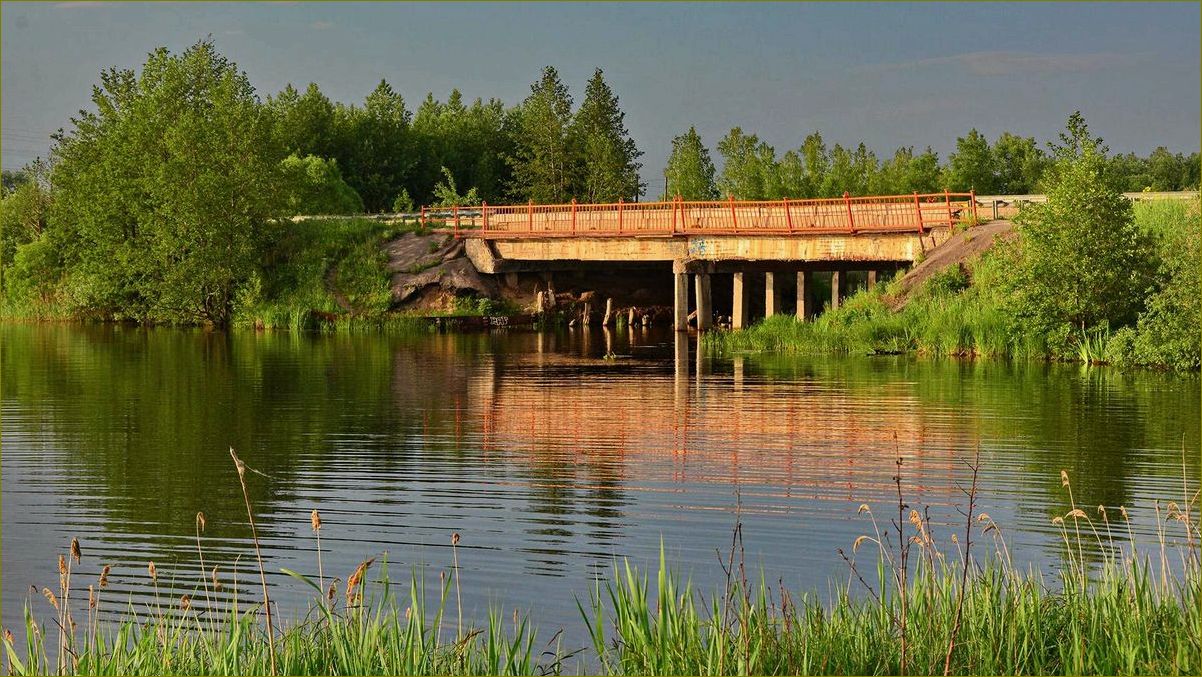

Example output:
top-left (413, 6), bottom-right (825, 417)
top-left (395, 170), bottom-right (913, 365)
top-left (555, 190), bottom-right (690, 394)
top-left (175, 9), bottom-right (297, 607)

top-left (732, 272), bottom-right (749, 330)
top-left (830, 271), bottom-right (842, 311)
top-left (765, 272), bottom-right (781, 317)
top-left (867, 270), bottom-right (878, 291)
top-left (694, 272), bottom-right (712, 331)
top-left (796, 271), bottom-right (812, 320)
top-left (673, 265), bottom-right (689, 332)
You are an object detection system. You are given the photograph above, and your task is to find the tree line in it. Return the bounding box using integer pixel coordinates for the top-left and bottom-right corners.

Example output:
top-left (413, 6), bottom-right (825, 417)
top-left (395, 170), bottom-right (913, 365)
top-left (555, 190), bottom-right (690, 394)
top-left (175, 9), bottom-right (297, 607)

top-left (0, 39), bottom-right (1198, 326)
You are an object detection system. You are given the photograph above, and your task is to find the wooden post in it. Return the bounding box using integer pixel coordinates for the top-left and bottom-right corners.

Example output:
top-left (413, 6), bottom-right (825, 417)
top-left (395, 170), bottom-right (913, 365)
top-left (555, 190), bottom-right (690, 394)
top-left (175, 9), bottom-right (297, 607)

top-left (992, 199), bottom-right (999, 220)
top-left (732, 272), bottom-right (748, 330)
top-left (970, 189), bottom-right (978, 222)
top-left (582, 301), bottom-right (591, 327)
top-left (603, 298), bottom-right (613, 326)
top-left (695, 272), bottom-right (712, 331)
top-left (482, 201), bottom-right (488, 233)
top-left (831, 270), bottom-right (842, 311)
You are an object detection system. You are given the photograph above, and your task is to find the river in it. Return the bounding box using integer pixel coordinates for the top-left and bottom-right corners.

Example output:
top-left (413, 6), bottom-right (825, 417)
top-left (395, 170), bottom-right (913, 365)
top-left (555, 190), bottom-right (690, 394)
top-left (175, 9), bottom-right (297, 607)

top-left (2, 322), bottom-right (1198, 652)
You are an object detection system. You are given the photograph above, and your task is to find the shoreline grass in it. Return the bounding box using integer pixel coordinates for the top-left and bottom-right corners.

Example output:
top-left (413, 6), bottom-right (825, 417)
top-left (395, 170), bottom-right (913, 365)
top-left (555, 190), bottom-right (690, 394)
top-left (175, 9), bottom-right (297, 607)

top-left (5, 463), bottom-right (1198, 676)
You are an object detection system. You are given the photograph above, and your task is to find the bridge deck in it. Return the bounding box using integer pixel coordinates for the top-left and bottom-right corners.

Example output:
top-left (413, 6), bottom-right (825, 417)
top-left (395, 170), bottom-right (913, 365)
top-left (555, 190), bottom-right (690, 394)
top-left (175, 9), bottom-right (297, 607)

top-left (426, 192), bottom-right (977, 239)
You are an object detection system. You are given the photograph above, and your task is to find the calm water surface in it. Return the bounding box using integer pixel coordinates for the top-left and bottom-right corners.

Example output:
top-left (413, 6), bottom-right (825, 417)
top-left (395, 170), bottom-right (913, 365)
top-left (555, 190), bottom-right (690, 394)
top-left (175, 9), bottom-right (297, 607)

top-left (2, 323), bottom-right (1198, 648)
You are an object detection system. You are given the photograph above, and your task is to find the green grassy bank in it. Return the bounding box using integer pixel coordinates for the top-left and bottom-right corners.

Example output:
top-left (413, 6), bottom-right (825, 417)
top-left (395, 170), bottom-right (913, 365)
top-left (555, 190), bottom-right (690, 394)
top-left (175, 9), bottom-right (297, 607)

top-left (706, 199), bottom-right (1201, 371)
top-left (6, 470), bottom-right (1199, 676)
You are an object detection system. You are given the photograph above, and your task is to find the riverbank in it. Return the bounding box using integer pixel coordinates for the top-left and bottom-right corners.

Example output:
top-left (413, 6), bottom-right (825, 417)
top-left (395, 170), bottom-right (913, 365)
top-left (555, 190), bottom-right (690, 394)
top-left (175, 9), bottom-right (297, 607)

top-left (705, 199), bottom-right (1201, 371)
top-left (7, 469), bottom-right (1198, 676)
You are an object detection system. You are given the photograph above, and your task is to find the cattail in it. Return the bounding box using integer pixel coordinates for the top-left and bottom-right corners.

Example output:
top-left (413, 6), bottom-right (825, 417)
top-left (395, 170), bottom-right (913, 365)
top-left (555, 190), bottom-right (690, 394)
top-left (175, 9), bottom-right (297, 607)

top-left (451, 532), bottom-right (460, 546)
top-left (98, 565), bottom-right (111, 589)
top-left (196, 512), bottom-right (206, 532)
top-left (1060, 470), bottom-right (1070, 487)
top-left (180, 595), bottom-right (191, 611)
top-left (58, 554), bottom-right (67, 577)
top-left (311, 510), bottom-right (322, 532)
top-left (70, 538), bottom-right (81, 565)
top-left (327, 580), bottom-right (337, 603)
top-left (148, 561), bottom-right (157, 582)
top-left (88, 585), bottom-right (96, 610)
top-left (211, 566), bottom-right (221, 592)
top-left (857, 504), bottom-right (871, 514)
top-left (346, 558), bottom-right (374, 604)
top-left (42, 587), bottom-right (59, 611)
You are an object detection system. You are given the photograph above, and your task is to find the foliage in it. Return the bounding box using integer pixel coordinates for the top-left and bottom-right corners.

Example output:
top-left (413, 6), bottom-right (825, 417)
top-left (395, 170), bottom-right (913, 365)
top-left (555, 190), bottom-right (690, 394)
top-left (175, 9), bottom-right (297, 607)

top-left (1125, 199), bottom-right (1202, 369)
top-left (1002, 112), bottom-right (1157, 347)
top-left (43, 39), bottom-right (282, 325)
top-left (392, 188), bottom-right (416, 214)
top-left (409, 89), bottom-right (513, 204)
top-left (429, 167), bottom-right (481, 207)
top-left (509, 67), bottom-right (576, 203)
top-left (333, 80), bottom-right (415, 212)
top-left (663, 126), bottom-right (718, 200)
top-left (944, 128), bottom-right (997, 193)
top-left (569, 68), bottom-right (644, 202)
top-left (278, 154), bottom-right (364, 216)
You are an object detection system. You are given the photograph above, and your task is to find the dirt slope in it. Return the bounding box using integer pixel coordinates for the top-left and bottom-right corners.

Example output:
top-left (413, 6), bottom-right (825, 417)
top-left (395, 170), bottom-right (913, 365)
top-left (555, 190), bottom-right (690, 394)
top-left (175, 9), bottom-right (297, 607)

top-left (887, 220), bottom-right (1015, 309)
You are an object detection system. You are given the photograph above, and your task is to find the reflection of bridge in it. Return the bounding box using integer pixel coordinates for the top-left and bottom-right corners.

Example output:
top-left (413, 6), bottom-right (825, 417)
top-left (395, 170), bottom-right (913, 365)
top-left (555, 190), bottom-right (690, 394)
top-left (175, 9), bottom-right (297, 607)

top-left (429, 192), bottom-right (979, 331)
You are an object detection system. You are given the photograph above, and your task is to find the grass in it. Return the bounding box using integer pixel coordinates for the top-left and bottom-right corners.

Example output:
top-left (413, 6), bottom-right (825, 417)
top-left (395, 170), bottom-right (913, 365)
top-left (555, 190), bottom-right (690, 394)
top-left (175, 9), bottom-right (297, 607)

top-left (5, 451), bottom-right (1199, 676)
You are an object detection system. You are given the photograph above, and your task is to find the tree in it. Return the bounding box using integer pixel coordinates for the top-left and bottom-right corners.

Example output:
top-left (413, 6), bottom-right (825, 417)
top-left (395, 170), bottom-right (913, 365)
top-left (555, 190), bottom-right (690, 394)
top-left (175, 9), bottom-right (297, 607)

top-left (509, 66), bottom-right (575, 203)
top-left (716, 127), bottom-right (773, 199)
top-left (1003, 112), bottom-right (1156, 347)
top-left (798, 132), bottom-right (829, 198)
top-left (267, 82), bottom-right (336, 158)
top-left (334, 80), bottom-right (414, 212)
top-left (992, 132), bottom-right (1046, 194)
top-left (663, 126), bottom-right (717, 200)
top-left (45, 40), bottom-right (283, 324)
top-left (278, 154), bottom-right (364, 215)
top-left (0, 160), bottom-right (52, 294)
top-left (945, 128), bottom-right (997, 193)
top-left (429, 166), bottom-right (481, 207)
top-left (569, 68), bottom-right (643, 202)
top-left (1, 169), bottom-right (29, 195)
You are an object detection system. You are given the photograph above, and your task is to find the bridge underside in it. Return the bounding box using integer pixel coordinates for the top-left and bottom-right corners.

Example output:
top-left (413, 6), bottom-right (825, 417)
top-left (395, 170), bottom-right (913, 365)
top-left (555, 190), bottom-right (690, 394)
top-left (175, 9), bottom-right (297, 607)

top-left (464, 227), bottom-right (954, 331)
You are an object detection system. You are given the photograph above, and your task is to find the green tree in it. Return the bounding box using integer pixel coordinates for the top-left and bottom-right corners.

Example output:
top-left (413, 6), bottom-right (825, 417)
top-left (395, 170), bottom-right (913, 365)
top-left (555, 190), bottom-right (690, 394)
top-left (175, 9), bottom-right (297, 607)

top-left (0, 160), bottom-right (52, 295)
top-left (267, 82), bottom-right (336, 158)
top-left (945, 128), bottom-right (997, 193)
top-left (1, 169), bottom-right (29, 194)
top-left (1003, 112), bottom-right (1156, 346)
top-left (509, 66), bottom-right (575, 203)
top-left (334, 80), bottom-right (413, 212)
top-left (717, 127), bottom-right (773, 199)
top-left (663, 126), bottom-right (717, 200)
top-left (798, 132), bottom-right (829, 197)
top-left (993, 132), bottom-right (1047, 194)
top-left (278, 154), bottom-right (364, 215)
top-left (569, 69), bottom-right (643, 202)
top-left (46, 40), bottom-right (283, 324)
top-left (429, 166), bottom-right (481, 207)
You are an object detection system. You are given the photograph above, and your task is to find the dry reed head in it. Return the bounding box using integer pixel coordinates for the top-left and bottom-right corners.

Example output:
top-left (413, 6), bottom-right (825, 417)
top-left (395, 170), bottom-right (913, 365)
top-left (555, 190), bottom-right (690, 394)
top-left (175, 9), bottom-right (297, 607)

top-left (3, 629), bottom-right (13, 647)
top-left (346, 558), bottom-right (375, 604)
top-left (211, 566), bottom-right (221, 591)
top-left (451, 532), bottom-right (460, 546)
top-left (311, 509), bottom-right (322, 532)
top-left (180, 595), bottom-right (191, 612)
top-left (853, 535), bottom-right (869, 552)
top-left (857, 504), bottom-right (871, 515)
top-left (70, 538), bottom-right (81, 565)
top-left (1067, 509), bottom-right (1087, 519)
top-left (98, 565), bottom-right (110, 589)
top-left (1120, 505), bottom-right (1129, 521)
top-left (197, 512), bottom-right (206, 532)
top-left (148, 561), bottom-right (157, 582)
top-left (88, 584), bottom-right (95, 610)
top-left (42, 588), bottom-right (59, 611)
top-left (327, 580), bottom-right (337, 603)
top-left (1060, 470), bottom-right (1070, 487)
top-left (58, 554), bottom-right (66, 578)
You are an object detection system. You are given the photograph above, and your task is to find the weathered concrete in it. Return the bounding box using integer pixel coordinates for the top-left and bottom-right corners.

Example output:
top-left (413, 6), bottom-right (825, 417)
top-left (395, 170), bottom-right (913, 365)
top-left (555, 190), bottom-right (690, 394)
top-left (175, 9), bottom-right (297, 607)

top-left (796, 271), bottom-right (812, 320)
top-left (764, 272), bottom-right (781, 317)
top-left (732, 272), bottom-right (749, 330)
top-left (674, 271), bottom-right (688, 331)
top-left (694, 272), bottom-right (712, 331)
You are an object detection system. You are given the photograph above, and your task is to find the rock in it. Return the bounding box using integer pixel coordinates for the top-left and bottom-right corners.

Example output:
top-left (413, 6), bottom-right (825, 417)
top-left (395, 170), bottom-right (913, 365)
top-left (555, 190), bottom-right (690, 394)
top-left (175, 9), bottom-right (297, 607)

top-left (387, 232), bottom-right (497, 306)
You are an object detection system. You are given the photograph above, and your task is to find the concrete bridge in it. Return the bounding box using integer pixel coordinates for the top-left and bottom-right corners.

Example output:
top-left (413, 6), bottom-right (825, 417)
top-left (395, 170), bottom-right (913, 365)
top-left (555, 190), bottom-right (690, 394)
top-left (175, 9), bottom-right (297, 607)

top-left (431, 192), bottom-right (978, 330)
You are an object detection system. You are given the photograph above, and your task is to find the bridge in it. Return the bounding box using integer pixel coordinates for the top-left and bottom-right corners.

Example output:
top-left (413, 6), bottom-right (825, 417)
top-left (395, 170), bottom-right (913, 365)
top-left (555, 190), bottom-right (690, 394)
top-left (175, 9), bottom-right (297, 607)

top-left (423, 191), bottom-right (980, 331)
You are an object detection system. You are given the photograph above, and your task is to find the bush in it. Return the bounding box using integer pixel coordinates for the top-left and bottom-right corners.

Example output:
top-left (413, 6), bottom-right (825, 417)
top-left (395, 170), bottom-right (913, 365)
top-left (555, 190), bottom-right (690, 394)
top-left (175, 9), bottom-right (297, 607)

top-left (278, 154), bottom-right (364, 216)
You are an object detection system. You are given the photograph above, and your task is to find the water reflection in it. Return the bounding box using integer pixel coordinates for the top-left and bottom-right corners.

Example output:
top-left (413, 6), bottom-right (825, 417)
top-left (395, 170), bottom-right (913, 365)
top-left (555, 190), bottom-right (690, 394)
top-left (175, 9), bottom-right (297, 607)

top-left (1, 323), bottom-right (1197, 643)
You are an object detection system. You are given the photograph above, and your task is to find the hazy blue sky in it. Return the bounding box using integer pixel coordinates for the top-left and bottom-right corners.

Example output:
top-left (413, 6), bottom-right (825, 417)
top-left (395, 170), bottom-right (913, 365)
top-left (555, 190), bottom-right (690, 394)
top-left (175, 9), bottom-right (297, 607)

top-left (3, 1), bottom-right (1199, 191)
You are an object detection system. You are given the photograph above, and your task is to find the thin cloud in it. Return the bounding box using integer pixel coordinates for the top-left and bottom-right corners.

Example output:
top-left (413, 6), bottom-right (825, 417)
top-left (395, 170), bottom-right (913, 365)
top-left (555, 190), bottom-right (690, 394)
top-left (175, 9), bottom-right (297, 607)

top-left (860, 50), bottom-right (1138, 77)
top-left (53, 1), bottom-right (107, 9)
top-left (310, 21), bottom-right (334, 30)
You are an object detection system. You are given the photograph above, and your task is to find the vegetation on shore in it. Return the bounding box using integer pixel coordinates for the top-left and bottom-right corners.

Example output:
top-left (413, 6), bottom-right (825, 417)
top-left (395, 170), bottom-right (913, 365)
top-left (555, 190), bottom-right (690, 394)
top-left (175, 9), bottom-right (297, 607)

top-left (707, 118), bottom-right (1202, 371)
top-left (5, 458), bottom-right (1199, 676)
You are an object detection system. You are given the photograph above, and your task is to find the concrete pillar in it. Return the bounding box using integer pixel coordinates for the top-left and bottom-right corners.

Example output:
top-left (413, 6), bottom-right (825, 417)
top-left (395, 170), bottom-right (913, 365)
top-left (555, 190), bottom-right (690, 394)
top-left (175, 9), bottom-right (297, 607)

top-left (732, 272), bottom-right (749, 330)
top-left (867, 270), bottom-right (878, 291)
top-left (831, 270), bottom-right (842, 311)
top-left (673, 269), bottom-right (689, 331)
top-left (694, 272), bottom-right (712, 331)
top-left (765, 271), bottom-right (781, 317)
top-left (796, 270), bottom-right (813, 320)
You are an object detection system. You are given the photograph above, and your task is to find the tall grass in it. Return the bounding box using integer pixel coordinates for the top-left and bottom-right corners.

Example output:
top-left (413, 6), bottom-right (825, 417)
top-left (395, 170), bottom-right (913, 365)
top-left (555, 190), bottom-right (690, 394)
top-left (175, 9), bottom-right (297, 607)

top-left (5, 465), bottom-right (1197, 676)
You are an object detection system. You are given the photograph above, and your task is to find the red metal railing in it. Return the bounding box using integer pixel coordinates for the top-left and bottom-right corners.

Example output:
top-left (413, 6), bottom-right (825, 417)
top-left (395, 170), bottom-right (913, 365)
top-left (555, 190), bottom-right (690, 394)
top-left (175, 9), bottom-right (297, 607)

top-left (423, 191), bottom-right (977, 239)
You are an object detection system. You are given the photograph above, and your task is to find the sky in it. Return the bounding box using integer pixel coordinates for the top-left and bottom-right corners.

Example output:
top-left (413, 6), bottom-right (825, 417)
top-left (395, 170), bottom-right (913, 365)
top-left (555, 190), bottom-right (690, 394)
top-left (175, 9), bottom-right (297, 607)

top-left (2, 1), bottom-right (1199, 193)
